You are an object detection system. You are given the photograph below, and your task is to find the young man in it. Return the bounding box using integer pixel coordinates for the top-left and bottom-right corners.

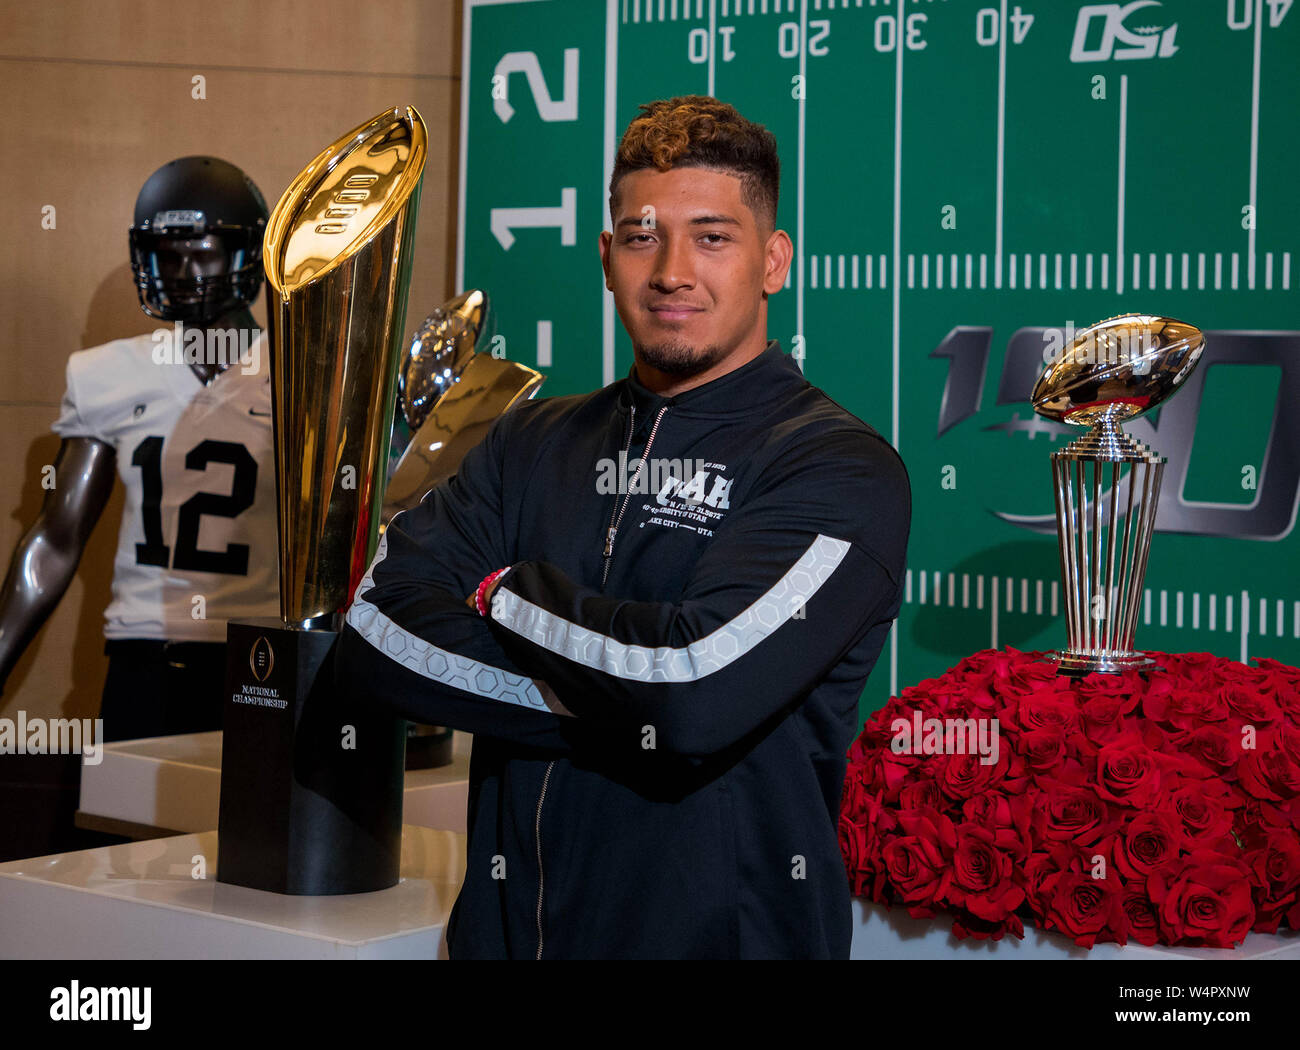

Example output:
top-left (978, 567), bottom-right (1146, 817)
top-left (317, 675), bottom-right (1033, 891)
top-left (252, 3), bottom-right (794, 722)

top-left (336, 96), bottom-right (911, 958)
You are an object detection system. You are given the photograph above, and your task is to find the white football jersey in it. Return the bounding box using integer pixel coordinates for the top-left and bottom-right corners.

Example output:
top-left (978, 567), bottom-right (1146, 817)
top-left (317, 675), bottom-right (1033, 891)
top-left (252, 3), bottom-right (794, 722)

top-left (52, 329), bottom-right (279, 641)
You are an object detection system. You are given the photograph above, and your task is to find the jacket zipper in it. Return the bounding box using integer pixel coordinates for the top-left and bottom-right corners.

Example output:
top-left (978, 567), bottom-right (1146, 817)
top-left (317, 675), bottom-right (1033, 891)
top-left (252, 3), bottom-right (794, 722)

top-left (532, 399), bottom-right (669, 959)
top-left (534, 759), bottom-right (553, 959)
top-left (602, 403), bottom-right (669, 586)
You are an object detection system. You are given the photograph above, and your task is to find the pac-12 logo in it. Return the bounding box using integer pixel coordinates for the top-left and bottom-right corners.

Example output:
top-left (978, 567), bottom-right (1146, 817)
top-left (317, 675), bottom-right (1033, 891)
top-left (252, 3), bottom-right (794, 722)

top-left (1069, 1), bottom-right (1178, 62)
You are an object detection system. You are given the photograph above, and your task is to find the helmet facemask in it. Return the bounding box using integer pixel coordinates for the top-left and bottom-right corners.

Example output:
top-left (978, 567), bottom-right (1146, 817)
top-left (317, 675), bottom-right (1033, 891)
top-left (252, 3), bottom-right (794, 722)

top-left (129, 209), bottom-right (264, 324)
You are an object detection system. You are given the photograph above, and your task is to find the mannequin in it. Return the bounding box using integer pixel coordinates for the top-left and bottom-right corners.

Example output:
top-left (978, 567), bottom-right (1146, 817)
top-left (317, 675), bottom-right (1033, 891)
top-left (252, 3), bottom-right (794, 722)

top-left (0, 157), bottom-right (279, 741)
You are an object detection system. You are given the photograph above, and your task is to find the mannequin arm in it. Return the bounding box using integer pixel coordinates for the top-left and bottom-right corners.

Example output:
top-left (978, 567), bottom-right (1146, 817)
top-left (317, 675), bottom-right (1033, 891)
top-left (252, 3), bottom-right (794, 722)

top-left (0, 437), bottom-right (117, 691)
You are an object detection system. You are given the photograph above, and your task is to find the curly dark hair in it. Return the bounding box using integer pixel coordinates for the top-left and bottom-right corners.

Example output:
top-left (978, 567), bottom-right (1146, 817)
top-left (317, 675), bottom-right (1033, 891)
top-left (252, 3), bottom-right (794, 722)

top-left (609, 95), bottom-right (779, 233)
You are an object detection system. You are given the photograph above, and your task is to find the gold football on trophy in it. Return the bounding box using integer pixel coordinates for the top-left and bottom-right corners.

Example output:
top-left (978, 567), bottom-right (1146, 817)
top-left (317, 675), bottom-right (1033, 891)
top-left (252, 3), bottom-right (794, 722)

top-left (262, 105), bottom-right (427, 627)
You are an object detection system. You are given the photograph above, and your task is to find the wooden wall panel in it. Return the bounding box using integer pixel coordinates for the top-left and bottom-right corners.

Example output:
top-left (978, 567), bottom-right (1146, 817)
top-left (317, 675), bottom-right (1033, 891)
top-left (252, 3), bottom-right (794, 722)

top-left (1, 0), bottom-right (459, 76)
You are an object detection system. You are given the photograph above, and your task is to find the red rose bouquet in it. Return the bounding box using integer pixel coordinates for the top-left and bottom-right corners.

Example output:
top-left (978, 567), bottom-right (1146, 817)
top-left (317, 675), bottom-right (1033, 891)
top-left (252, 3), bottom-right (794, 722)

top-left (839, 647), bottom-right (1300, 948)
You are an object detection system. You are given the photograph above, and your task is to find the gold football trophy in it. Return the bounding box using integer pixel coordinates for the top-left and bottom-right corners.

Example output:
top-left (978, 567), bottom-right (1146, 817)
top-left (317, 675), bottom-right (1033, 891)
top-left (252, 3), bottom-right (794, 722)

top-left (217, 107), bottom-right (426, 894)
top-left (1032, 314), bottom-right (1204, 676)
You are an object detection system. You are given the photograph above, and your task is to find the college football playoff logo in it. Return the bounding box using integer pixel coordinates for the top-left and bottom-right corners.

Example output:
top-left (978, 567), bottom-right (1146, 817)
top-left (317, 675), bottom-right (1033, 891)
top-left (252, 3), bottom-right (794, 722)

top-left (249, 636), bottom-right (275, 682)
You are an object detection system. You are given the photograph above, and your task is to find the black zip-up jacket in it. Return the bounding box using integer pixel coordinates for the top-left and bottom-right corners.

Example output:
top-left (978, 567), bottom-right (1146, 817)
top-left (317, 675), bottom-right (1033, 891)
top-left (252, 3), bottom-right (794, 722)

top-left (334, 339), bottom-right (911, 958)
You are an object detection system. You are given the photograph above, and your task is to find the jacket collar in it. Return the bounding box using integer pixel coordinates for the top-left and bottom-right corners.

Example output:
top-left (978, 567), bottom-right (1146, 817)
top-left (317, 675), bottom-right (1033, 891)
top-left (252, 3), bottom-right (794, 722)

top-left (617, 339), bottom-right (805, 422)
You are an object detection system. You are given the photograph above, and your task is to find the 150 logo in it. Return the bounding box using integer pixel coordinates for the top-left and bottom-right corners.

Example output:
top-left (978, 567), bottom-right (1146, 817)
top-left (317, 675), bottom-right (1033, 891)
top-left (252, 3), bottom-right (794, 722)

top-left (1069, 1), bottom-right (1179, 62)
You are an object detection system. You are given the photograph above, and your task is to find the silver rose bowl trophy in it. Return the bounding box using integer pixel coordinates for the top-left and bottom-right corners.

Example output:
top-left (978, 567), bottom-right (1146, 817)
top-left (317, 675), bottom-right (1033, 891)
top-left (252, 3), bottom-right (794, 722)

top-left (1031, 314), bottom-right (1204, 676)
top-left (383, 288), bottom-right (544, 525)
top-left (217, 107), bottom-right (426, 894)
top-left (379, 291), bottom-right (543, 769)
top-left (385, 290), bottom-right (545, 770)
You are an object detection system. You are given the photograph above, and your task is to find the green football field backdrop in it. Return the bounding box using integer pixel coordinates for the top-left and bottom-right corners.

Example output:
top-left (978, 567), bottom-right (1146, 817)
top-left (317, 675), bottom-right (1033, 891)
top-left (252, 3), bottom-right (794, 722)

top-left (457, 0), bottom-right (1300, 721)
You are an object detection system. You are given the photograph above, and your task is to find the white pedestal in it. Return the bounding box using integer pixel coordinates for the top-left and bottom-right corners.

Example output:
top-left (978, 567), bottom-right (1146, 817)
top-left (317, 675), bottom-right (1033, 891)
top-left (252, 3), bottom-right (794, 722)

top-left (850, 897), bottom-right (1300, 959)
top-left (12, 834), bottom-right (1294, 959)
top-left (0, 825), bottom-right (466, 960)
top-left (77, 730), bottom-right (471, 837)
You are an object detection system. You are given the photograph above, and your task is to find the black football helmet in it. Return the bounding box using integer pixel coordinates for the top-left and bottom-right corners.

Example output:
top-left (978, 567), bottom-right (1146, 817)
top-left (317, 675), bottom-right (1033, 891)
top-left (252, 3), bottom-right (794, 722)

top-left (129, 156), bottom-right (268, 323)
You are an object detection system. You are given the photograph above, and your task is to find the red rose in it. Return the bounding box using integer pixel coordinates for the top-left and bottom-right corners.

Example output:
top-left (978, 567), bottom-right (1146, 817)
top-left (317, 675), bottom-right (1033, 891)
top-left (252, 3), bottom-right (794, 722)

top-left (1143, 686), bottom-right (1228, 731)
top-left (1008, 690), bottom-right (1080, 736)
top-left (839, 765), bottom-right (875, 820)
top-left (872, 750), bottom-right (922, 802)
top-left (1174, 652), bottom-right (1221, 672)
top-left (1184, 725), bottom-right (1241, 776)
top-left (1114, 812), bottom-right (1184, 881)
top-left (1091, 825), bottom-right (1125, 871)
top-left (1168, 782), bottom-right (1236, 848)
top-left (1245, 831), bottom-right (1300, 933)
top-left (1021, 848), bottom-right (1063, 910)
top-left (1169, 652), bottom-right (1224, 692)
top-left (947, 823), bottom-right (1025, 922)
top-left (961, 791), bottom-right (1033, 860)
top-left (1038, 778), bottom-right (1117, 845)
top-left (1238, 795), bottom-right (1291, 841)
top-left (938, 749), bottom-right (1004, 800)
top-left (898, 777), bottom-right (942, 811)
top-left (1279, 726), bottom-right (1300, 769)
top-left (1041, 863), bottom-right (1124, 948)
top-left (1095, 738), bottom-right (1162, 808)
top-left (882, 807), bottom-right (955, 909)
top-left (1230, 664), bottom-right (1279, 694)
top-left (994, 656), bottom-right (1063, 700)
top-left (1120, 884), bottom-right (1161, 947)
top-left (1278, 687), bottom-right (1300, 719)
top-left (1075, 671), bottom-right (1137, 703)
top-left (1019, 727), bottom-right (1068, 770)
top-left (958, 672), bottom-right (1002, 715)
top-left (1238, 731), bottom-right (1300, 801)
top-left (1152, 745), bottom-right (1222, 781)
top-left (1148, 854), bottom-right (1255, 947)
top-left (954, 650), bottom-right (1003, 679)
top-left (839, 817), bottom-right (871, 895)
top-left (1079, 693), bottom-right (1132, 748)
top-left (1253, 656), bottom-right (1300, 687)
top-left (838, 785), bottom-right (898, 901)
top-left (1251, 659), bottom-right (1300, 716)
top-left (1218, 682), bottom-right (1281, 725)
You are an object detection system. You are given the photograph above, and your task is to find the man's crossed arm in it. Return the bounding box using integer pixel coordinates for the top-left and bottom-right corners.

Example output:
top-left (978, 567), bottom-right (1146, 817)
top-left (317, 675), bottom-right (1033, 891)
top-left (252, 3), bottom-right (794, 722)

top-left (335, 408), bottom-right (910, 758)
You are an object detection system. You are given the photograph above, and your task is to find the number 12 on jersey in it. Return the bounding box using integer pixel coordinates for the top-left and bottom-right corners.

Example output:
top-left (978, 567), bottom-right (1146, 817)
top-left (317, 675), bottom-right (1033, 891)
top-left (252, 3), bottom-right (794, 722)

top-left (131, 436), bottom-right (258, 575)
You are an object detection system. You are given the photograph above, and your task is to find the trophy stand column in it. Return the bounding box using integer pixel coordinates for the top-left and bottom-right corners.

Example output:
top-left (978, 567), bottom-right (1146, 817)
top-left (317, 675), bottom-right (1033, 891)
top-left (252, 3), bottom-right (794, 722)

top-left (1050, 420), bottom-right (1165, 676)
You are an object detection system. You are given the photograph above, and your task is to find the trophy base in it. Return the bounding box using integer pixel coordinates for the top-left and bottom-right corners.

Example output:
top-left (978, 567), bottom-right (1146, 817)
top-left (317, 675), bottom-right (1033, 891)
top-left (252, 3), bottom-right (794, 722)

top-left (1049, 650), bottom-right (1161, 677)
top-left (216, 617), bottom-right (406, 895)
